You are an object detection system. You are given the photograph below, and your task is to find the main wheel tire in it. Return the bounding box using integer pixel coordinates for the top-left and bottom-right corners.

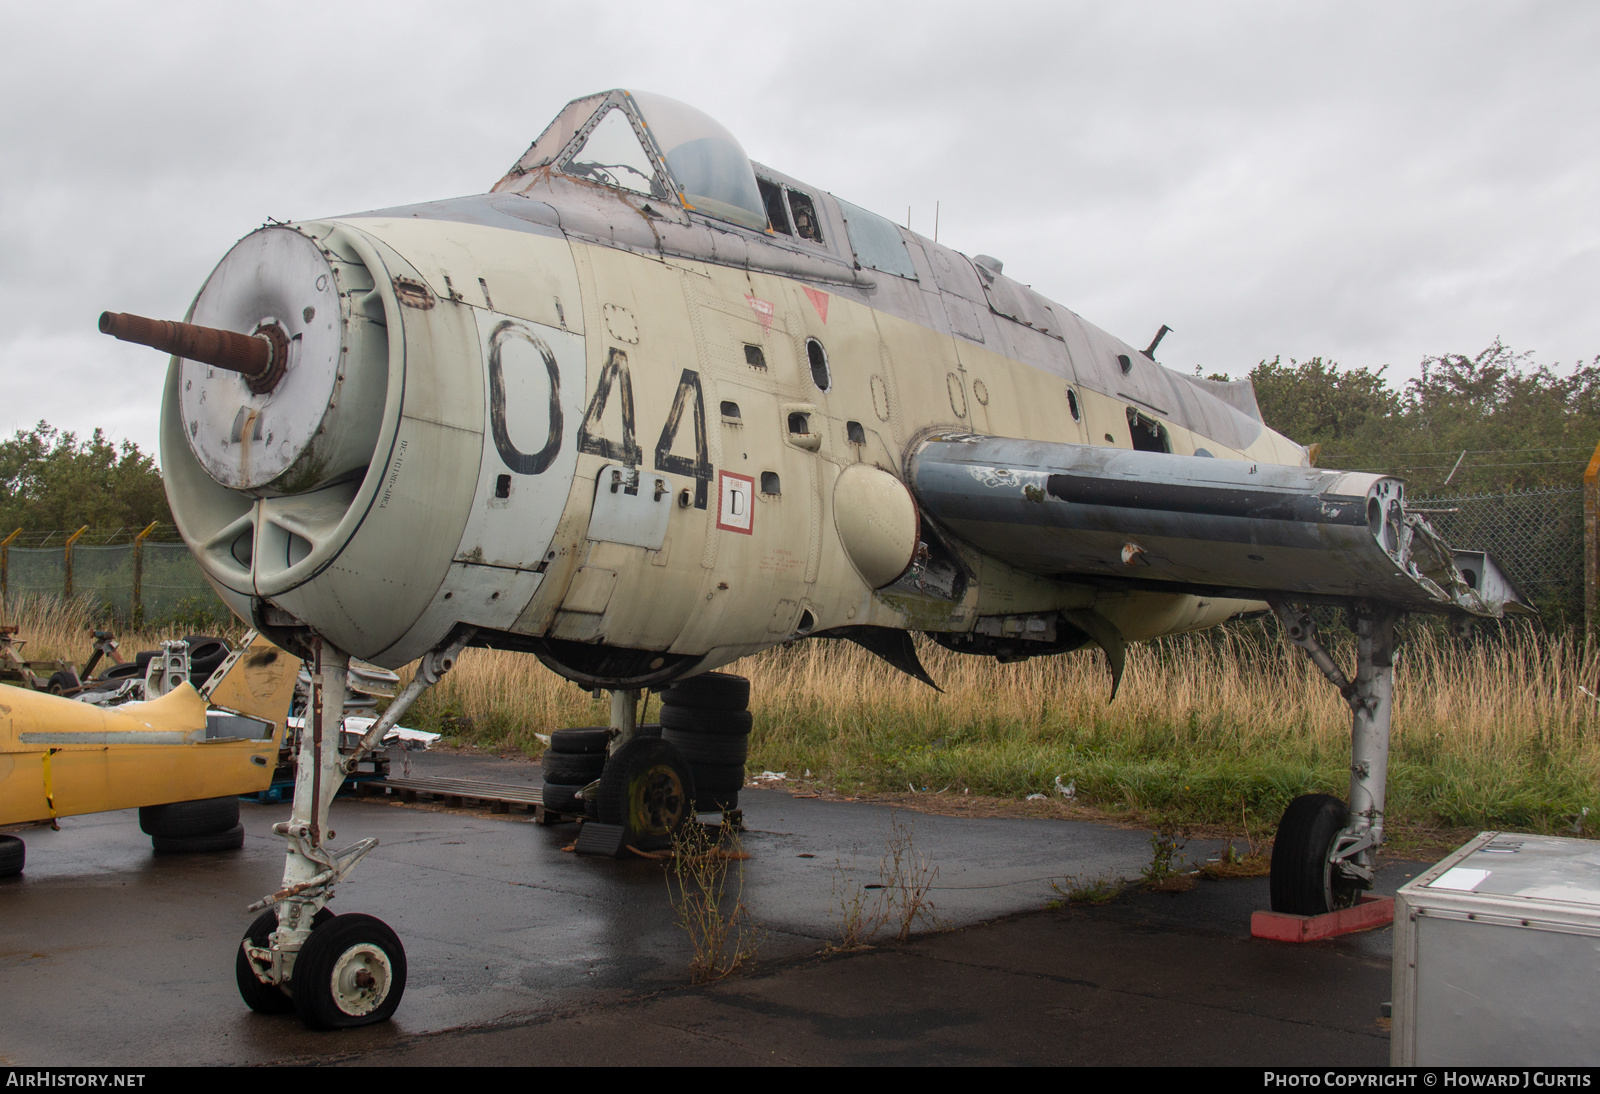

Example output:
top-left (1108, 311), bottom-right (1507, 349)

top-left (236, 908), bottom-right (333, 1014)
top-left (152, 822), bottom-right (245, 854)
top-left (1269, 793), bottom-right (1362, 915)
top-left (548, 726), bottom-right (611, 755)
top-left (658, 672), bottom-right (750, 712)
top-left (99, 662), bottom-right (142, 682)
top-left (0, 834), bottom-right (24, 878)
top-left (596, 737), bottom-right (696, 851)
top-left (291, 913), bottom-right (407, 1030)
top-left (139, 796), bottom-right (240, 837)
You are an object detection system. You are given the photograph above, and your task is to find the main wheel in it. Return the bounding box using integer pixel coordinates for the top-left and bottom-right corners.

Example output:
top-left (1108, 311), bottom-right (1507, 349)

top-left (291, 913), bottom-right (407, 1030)
top-left (596, 737), bottom-right (696, 851)
top-left (237, 908), bottom-right (333, 1015)
top-left (46, 670), bottom-right (80, 696)
top-left (0, 834), bottom-right (24, 878)
top-left (1269, 793), bottom-right (1363, 915)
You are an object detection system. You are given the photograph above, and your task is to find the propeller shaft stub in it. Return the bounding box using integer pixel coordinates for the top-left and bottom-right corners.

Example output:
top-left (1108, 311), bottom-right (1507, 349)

top-left (99, 311), bottom-right (288, 394)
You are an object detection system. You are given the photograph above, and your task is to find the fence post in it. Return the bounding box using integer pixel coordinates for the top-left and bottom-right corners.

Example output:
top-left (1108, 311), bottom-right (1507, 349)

top-left (0, 528), bottom-right (20, 615)
top-left (131, 521), bottom-right (159, 627)
top-left (1587, 442), bottom-right (1600, 639)
top-left (62, 525), bottom-right (89, 601)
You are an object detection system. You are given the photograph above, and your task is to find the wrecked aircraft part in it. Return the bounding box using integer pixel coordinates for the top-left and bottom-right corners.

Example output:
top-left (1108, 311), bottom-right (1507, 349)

top-left (815, 625), bottom-right (942, 691)
top-left (909, 434), bottom-right (1532, 618)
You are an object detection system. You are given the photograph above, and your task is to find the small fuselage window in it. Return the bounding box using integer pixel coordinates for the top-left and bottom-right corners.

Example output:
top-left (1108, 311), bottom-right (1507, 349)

top-left (1127, 407), bottom-right (1171, 454)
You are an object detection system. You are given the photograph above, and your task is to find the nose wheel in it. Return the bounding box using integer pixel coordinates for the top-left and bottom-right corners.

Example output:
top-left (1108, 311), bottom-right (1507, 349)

top-left (291, 913), bottom-right (408, 1029)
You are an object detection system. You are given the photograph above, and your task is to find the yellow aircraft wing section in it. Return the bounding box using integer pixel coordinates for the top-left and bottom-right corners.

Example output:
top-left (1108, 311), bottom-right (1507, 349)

top-left (0, 632), bottom-right (300, 825)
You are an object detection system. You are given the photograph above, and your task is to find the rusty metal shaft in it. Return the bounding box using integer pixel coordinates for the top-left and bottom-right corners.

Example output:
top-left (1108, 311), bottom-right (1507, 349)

top-left (98, 311), bottom-right (287, 393)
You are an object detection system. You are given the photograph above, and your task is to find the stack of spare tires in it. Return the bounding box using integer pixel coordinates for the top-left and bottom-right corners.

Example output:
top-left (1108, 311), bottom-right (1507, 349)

top-left (539, 726), bottom-right (610, 816)
top-left (659, 672), bottom-right (750, 816)
top-left (138, 796), bottom-right (244, 852)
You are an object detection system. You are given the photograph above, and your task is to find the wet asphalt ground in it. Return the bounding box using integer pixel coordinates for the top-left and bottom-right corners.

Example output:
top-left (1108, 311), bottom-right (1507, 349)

top-left (0, 748), bottom-right (1420, 1067)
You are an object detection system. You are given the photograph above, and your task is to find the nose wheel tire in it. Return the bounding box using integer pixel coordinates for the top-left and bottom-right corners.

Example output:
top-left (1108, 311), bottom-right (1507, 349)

top-left (1269, 793), bottom-right (1364, 915)
top-left (291, 913), bottom-right (407, 1029)
top-left (236, 907), bottom-right (333, 1014)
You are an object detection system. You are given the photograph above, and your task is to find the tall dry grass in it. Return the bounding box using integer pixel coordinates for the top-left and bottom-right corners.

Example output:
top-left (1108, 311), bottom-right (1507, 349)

top-left (12, 592), bottom-right (1590, 834)
top-left (0, 595), bottom-right (246, 664)
top-left (413, 618), bottom-right (1600, 834)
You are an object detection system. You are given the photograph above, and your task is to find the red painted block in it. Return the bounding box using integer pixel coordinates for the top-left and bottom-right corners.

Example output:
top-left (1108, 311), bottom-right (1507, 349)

top-left (1251, 894), bottom-right (1394, 942)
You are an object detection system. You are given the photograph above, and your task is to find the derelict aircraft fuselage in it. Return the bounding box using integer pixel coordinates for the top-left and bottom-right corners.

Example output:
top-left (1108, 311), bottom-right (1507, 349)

top-left (100, 89), bottom-right (1527, 1028)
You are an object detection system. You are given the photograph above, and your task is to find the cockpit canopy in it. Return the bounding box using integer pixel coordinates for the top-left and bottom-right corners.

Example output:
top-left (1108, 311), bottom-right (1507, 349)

top-left (498, 90), bottom-right (768, 232)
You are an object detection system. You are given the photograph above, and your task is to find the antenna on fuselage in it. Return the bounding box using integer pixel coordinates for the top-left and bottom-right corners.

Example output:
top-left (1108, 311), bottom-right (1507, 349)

top-left (1142, 324), bottom-right (1172, 361)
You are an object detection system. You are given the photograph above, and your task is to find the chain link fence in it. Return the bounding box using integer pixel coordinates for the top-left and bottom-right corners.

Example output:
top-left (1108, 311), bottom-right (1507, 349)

top-left (0, 526), bottom-right (232, 628)
top-left (1410, 487), bottom-right (1584, 626)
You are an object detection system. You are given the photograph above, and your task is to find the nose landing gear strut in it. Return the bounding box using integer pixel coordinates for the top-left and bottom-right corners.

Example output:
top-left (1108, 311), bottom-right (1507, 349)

top-left (236, 629), bottom-right (473, 1028)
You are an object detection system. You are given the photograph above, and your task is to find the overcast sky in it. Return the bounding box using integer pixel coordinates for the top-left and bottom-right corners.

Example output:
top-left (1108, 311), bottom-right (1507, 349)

top-left (3, 1), bottom-right (1596, 459)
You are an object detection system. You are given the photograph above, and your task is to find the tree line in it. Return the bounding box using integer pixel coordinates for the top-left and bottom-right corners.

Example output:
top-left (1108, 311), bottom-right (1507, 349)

top-left (1240, 340), bottom-right (1600, 496)
top-left (0, 423), bottom-right (172, 537)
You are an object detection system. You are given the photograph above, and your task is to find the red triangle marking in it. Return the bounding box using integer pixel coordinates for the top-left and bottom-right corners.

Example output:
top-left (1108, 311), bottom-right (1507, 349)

top-left (803, 286), bottom-right (829, 323)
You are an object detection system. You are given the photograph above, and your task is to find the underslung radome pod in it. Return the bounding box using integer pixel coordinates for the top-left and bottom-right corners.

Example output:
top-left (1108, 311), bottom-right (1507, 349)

top-left (832, 464), bottom-right (920, 589)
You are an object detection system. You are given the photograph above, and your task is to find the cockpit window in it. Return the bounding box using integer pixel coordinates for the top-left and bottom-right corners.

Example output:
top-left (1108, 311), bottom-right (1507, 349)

top-left (626, 90), bottom-right (768, 231)
top-left (563, 107), bottom-right (664, 199)
top-left (787, 190), bottom-right (824, 244)
top-left (836, 198), bottom-right (917, 279)
top-left (759, 179), bottom-right (792, 235)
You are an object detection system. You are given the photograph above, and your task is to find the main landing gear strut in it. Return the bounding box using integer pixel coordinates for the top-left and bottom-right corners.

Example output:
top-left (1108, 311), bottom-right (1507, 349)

top-left (1267, 600), bottom-right (1399, 916)
top-left (235, 629), bottom-right (473, 1029)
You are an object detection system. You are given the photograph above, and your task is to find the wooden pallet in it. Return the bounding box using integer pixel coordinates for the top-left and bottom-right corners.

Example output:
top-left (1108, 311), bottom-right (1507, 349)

top-left (359, 774), bottom-right (746, 832)
top-left (358, 774), bottom-right (578, 824)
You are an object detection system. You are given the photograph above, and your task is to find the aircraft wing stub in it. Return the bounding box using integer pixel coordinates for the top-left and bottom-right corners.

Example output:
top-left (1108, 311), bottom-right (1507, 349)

top-left (909, 435), bottom-right (1531, 618)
